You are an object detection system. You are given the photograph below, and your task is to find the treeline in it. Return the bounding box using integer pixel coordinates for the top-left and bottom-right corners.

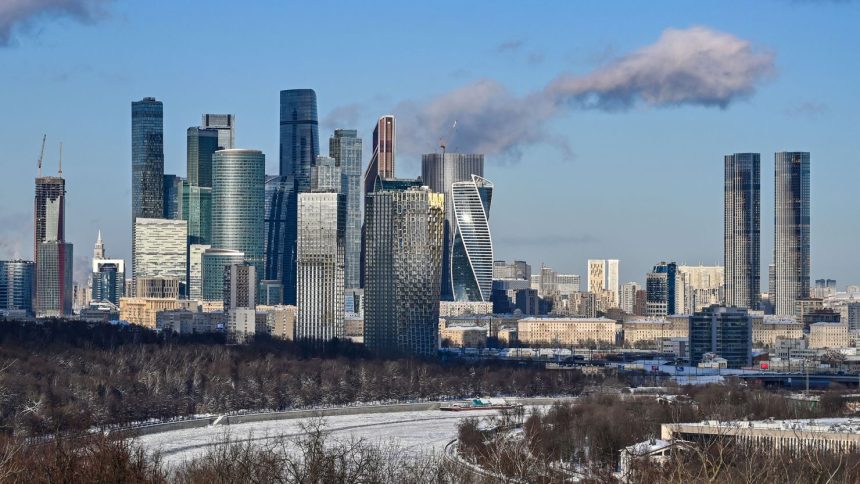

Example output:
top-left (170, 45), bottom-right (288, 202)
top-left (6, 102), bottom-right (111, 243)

top-left (456, 383), bottom-right (856, 482)
top-left (0, 319), bottom-right (589, 436)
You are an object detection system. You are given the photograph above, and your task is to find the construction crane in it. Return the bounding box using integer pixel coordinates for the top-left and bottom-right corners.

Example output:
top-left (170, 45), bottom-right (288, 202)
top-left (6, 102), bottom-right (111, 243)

top-left (37, 134), bottom-right (46, 177)
top-left (439, 120), bottom-right (457, 154)
top-left (58, 142), bottom-right (63, 176)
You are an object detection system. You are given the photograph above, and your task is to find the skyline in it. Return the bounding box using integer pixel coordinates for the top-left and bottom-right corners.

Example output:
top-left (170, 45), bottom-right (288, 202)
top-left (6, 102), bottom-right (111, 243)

top-left (1, 1), bottom-right (859, 286)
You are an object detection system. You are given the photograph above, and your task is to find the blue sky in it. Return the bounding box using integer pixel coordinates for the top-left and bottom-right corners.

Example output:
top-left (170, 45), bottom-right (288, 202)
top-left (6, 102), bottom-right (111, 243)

top-left (0, 0), bottom-right (858, 287)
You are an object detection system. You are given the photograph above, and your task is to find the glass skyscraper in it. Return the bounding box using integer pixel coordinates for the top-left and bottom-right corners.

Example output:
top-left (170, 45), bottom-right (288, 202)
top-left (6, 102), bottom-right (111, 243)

top-left (131, 97), bottom-right (164, 221)
top-left (774, 151), bottom-right (811, 316)
top-left (201, 248), bottom-right (245, 302)
top-left (450, 175), bottom-right (494, 302)
top-left (212, 149), bottom-right (265, 286)
top-left (363, 115), bottom-right (395, 194)
top-left (36, 241), bottom-right (73, 317)
top-left (329, 130), bottom-right (363, 291)
top-left (162, 174), bottom-right (185, 220)
top-left (202, 114), bottom-right (235, 151)
top-left (187, 127), bottom-right (219, 188)
top-left (646, 261), bottom-right (678, 317)
top-left (0, 260), bottom-right (36, 316)
top-left (182, 183), bottom-right (212, 246)
top-left (277, 89), bottom-right (319, 305)
top-left (421, 152), bottom-right (484, 301)
top-left (724, 153), bottom-right (761, 310)
top-left (364, 182), bottom-right (445, 356)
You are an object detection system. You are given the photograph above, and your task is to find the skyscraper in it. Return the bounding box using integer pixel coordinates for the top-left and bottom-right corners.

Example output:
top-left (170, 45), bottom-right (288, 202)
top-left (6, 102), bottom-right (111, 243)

top-left (224, 263), bottom-right (256, 311)
top-left (278, 89), bottom-right (319, 305)
top-left (212, 149), bottom-right (265, 287)
top-left (296, 189), bottom-right (345, 341)
top-left (450, 175), bottom-right (494, 302)
top-left (364, 182), bottom-right (444, 356)
top-left (162, 174), bottom-right (185, 219)
top-left (187, 244), bottom-right (211, 301)
top-left (587, 259), bottom-right (606, 294)
top-left (132, 97), bottom-right (164, 281)
top-left (36, 241), bottom-right (73, 317)
top-left (329, 129), bottom-right (363, 291)
top-left (264, 174), bottom-right (291, 302)
top-left (91, 231), bottom-right (125, 306)
top-left (606, 259), bottom-right (620, 307)
top-left (202, 114), bottom-right (235, 151)
top-left (182, 183), bottom-right (212, 246)
top-left (646, 261), bottom-right (678, 317)
top-left (201, 248), bottom-right (245, 302)
top-left (133, 218), bottom-right (187, 293)
top-left (619, 282), bottom-right (640, 314)
top-left (0, 260), bottom-right (36, 316)
top-left (724, 153), bottom-right (761, 310)
top-left (187, 127), bottom-right (219, 188)
top-left (363, 115), bottom-right (395, 194)
top-left (34, 175), bottom-right (65, 264)
top-left (421, 152), bottom-right (484, 301)
top-left (774, 151), bottom-right (811, 316)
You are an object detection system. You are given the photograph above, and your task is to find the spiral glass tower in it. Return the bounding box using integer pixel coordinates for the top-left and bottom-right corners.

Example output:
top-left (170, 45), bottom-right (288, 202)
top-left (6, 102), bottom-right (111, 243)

top-left (450, 175), bottom-right (494, 302)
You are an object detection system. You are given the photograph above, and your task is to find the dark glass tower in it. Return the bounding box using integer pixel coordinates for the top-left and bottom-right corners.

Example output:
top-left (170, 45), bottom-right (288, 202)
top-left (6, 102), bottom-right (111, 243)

top-left (329, 129), bottom-right (362, 291)
top-left (646, 261), bottom-right (678, 317)
top-left (0, 260), bottom-right (36, 316)
top-left (131, 97), bottom-right (164, 221)
top-left (724, 153), bottom-right (761, 310)
top-left (277, 89), bottom-right (319, 304)
top-left (187, 127), bottom-right (219, 188)
top-left (774, 151), bottom-right (811, 316)
top-left (421, 152), bottom-right (484, 301)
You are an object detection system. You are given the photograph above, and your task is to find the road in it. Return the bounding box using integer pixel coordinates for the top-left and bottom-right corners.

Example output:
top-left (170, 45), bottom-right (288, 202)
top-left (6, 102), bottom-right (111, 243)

top-left (138, 407), bottom-right (510, 467)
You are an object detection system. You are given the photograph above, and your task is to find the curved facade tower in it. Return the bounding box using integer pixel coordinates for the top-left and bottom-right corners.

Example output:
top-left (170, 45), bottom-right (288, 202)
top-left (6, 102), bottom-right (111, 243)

top-left (212, 149), bottom-right (265, 283)
top-left (451, 175), bottom-right (494, 302)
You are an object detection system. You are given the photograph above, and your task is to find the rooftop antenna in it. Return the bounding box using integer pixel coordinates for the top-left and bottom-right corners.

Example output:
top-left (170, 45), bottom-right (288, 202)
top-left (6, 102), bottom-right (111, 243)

top-left (37, 135), bottom-right (46, 177)
top-left (58, 142), bottom-right (63, 176)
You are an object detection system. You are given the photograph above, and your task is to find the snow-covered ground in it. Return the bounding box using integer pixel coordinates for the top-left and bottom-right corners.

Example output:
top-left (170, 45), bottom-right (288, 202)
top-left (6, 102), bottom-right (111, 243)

top-left (137, 408), bottom-right (509, 467)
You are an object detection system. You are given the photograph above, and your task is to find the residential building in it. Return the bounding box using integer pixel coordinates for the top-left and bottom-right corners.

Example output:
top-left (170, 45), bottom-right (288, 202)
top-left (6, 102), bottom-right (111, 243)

top-left (156, 309), bottom-right (222, 334)
top-left (587, 259), bottom-right (606, 294)
top-left (223, 263), bottom-right (256, 310)
top-left (329, 129), bottom-right (362, 291)
top-left (364, 182), bottom-right (444, 356)
top-left (606, 259), bottom-right (620, 307)
top-left (809, 322), bottom-right (849, 349)
top-left (119, 297), bottom-right (195, 329)
top-left (133, 218), bottom-right (187, 294)
top-left (440, 326), bottom-right (487, 348)
top-left (620, 282), bottom-right (640, 314)
top-left (262, 305), bottom-right (297, 340)
top-left (677, 265), bottom-right (724, 313)
top-left (774, 151), bottom-right (811, 316)
top-left (421, 152), bottom-right (485, 301)
top-left (439, 301), bottom-right (493, 317)
top-left (623, 316), bottom-right (689, 346)
top-left (36, 241), bottom-right (73, 317)
top-left (724, 153), bottom-right (760, 310)
top-left (752, 316), bottom-right (803, 347)
top-left (134, 277), bottom-right (180, 299)
top-left (646, 261), bottom-right (678, 317)
top-left (689, 305), bottom-right (752, 368)
top-left (516, 317), bottom-right (617, 347)
top-left (0, 260), bottom-right (35, 316)
top-left (187, 244), bottom-right (210, 300)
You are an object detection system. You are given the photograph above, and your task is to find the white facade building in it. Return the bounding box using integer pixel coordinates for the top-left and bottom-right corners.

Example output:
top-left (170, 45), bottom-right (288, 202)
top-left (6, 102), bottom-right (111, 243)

top-left (133, 218), bottom-right (187, 292)
top-left (587, 259), bottom-right (606, 294)
top-left (188, 244), bottom-right (210, 301)
top-left (606, 259), bottom-right (619, 307)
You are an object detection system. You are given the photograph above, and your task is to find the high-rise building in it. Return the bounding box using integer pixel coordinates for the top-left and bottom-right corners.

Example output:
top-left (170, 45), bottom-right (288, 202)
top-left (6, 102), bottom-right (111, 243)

top-left (91, 231), bottom-right (125, 306)
top-left (182, 183), bottom-right (212, 246)
top-left (493, 260), bottom-right (531, 280)
top-left (279, 89), bottom-right (320, 305)
top-left (606, 259), bottom-right (620, 307)
top-left (450, 175), bottom-right (494, 302)
top-left (646, 261), bottom-right (678, 317)
top-left (188, 244), bottom-right (210, 301)
top-left (133, 218), bottom-right (187, 294)
top-left (329, 129), bottom-right (363, 291)
top-left (201, 248), bottom-right (245, 302)
top-left (224, 263), bottom-right (256, 310)
top-left (677, 265), bottom-right (725, 313)
top-left (364, 182), bottom-right (444, 356)
top-left (0, 260), bottom-right (36, 316)
top-left (36, 241), bottom-right (73, 317)
top-left (34, 175), bottom-right (65, 264)
top-left (132, 97), bottom-right (164, 281)
top-left (363, 115), bottom-right (395, 194)
top-left (724, 153), bottom-right (761, 310)
top-left (201, 114), bottom-right (235, 151)
top-left (162, 174), bottom-right (185, 220)
top-left (212, 149), bottom-right (265, 287)
top-left (587, 260), bottom-right (606, 294)
top-left (620, 282), bottom-right (640, 314)
top-left (421, 152), bottom-right (484, 301)
top-left (774, 151), bottom-right (811, 316)
top-left (263, 174), bottom-right (292, 303)
top-left (689, 305), bottom-right (752, 368)
top-left (296, 189), bottom-right (345, 341)
top-left (187, 127), bottom-right (219, 188)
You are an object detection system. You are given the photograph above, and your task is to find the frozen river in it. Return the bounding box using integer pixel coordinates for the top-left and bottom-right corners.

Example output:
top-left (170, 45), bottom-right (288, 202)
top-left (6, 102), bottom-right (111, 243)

top-left (137, 407), bottom-right (508, 467)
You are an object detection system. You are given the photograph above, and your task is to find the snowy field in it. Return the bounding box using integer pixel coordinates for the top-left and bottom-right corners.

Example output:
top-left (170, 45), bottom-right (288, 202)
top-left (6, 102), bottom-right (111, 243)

top-left (137, 408), bottom-right (512, 467)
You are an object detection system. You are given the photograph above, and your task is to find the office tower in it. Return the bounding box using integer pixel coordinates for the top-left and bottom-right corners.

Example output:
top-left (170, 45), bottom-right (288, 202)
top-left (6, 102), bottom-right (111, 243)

top-left (606, 259), bottom-right (620, 307)
top-left (91, 232), bottom-right (125, 306)
top-left (620, 282), bottom-right (640, 314)
top-left (202, 113), bottom-right (235, 150)
top-left (188, 244), bottom-right (210, 300)
top-left (587, 259), bottom-right (606, 293)
top-left (201, 248), bottom-right (245, 301)
top-left (264, 174), bottom-right (291, 302)
top-left (421, 152), bottom-right (484, 301)
top-left (296, 188), bottom-right (345, 340)
top-left (133, 218), bottom-right (187, 293)
top-left (34, 175), bottom-right (65, 264)
top-left (212, 149), bottom-right (265, 286)
top-left (162, 174), bottom-right (185, 219)
top-left (677, 265), bottom-right (725, 313)
top-left (646, 261), bottom-right (678, 317)
top-left (0, 260), bottom-right (36, 316)
top-left (224, 263), bottom-right (256, 310)
top-left (182, 183), bottom-right (212, 245)
top-left (774, 151), bottom-right (811, 316)
top-left (364, 182), bottom-right (444, 356)
top-left (689, 305), bottom-right (752, 368)
top-left (450, 175), bottom-right (494, 302)
top-left (724, 153), bottom-right (760, 310)
top-left (187, 127), bottom-right (219, 187)
top-left (311, 156), bottom-right (340, 191)
top-left (279, 89), bottom-right (320, 305)
top-left (363, 115), bottom-right (396, 194)
top-left (329, 129), bottom-right (363, 291)
top-left (36, 241), bottom-right (73, 317)
top-left (131, 97), bottom-right (164, 224)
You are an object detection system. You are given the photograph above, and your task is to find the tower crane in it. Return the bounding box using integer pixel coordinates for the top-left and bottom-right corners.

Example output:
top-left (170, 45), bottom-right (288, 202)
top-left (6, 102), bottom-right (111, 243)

top-left (37, 135), bottom-right (46, 177)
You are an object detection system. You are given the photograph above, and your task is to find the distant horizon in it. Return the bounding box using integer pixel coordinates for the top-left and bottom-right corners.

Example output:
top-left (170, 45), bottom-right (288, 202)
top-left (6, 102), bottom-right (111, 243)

top-left (1, 1), bottom-right (858, 288)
